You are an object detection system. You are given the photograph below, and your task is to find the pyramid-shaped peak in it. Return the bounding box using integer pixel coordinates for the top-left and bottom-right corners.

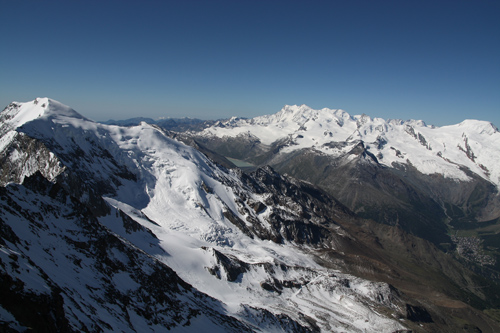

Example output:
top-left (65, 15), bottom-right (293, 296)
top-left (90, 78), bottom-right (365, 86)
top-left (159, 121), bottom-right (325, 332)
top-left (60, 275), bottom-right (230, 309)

top-left (33, 97), bottom-right (84, 119)
top-left (1, 98), bottom-right (86, 131)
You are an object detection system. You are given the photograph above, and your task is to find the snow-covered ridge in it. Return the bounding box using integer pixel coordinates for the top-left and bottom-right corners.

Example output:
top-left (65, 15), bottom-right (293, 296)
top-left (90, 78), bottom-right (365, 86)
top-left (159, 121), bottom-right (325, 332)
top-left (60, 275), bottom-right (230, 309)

top-left (199, 104), bottom-right (500, 186)
top-left (0, 98), bottom-right (82, 185)
top-left (1, 97), bottom-right (84, 129)
top-left (0, 97), bottom-right (86, 153)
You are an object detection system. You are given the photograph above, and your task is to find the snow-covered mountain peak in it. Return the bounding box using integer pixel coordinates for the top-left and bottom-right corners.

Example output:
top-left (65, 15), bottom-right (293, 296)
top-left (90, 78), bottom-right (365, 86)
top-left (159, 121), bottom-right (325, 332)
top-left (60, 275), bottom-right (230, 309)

top-left (456, 119), bottom-right (498, 135)
top-left (281, 104), bottom-right (312, 113)
top-left (404, 119), bottom-right (427, 127)
top-left (273, 104), bottom-right (347, 123)
top-left (0, 98), bottom-right (85, 133)
top-left (0, 98), bottom-right (90, 182)
top-left (258, 104), bottom-right (314, 124)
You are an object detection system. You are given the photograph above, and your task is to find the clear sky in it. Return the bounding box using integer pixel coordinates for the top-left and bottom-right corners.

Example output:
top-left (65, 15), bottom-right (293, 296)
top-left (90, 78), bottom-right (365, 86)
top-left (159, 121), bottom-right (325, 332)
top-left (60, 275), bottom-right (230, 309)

top-left (1, 0), bottom-right (499, 127)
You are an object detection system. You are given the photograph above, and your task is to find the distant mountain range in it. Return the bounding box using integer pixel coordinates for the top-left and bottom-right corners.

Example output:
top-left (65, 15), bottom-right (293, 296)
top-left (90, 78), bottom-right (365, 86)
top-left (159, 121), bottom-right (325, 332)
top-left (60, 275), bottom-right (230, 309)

top-left (1, 98), bottom-right (500, 332)
top-left (102, 116), bottom-right (217, 132)
top-left (191, 105), bottom-right (500, 252)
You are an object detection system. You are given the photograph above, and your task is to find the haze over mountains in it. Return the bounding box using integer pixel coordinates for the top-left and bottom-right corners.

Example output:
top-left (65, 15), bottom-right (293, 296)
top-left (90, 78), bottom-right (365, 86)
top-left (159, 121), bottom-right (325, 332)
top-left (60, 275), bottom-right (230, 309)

top-left (1, 98), bottom-right (500, 332)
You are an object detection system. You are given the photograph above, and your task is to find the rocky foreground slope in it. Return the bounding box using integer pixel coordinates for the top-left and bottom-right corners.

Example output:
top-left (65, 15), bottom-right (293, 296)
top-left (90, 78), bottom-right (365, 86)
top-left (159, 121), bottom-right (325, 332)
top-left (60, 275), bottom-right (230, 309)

top-left (1, 98), bottom-right (499, 332)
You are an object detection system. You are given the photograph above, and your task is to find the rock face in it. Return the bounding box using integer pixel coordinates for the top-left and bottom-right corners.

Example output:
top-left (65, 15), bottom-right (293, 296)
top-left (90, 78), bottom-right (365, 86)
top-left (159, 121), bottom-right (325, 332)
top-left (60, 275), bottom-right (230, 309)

top-left (1, 98), bottom-right (499, 332)
top-left (0, 173), bottom-right (253, 332)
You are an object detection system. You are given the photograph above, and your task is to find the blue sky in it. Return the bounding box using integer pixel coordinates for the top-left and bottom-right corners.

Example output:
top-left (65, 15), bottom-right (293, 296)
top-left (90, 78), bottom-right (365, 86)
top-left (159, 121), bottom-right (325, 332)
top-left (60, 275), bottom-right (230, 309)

top-left (1, 0), bottom-right (499, 127)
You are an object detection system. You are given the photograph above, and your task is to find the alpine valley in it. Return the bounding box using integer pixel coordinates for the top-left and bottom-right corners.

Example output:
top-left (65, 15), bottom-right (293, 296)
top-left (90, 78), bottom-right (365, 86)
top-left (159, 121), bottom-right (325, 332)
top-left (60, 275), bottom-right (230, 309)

top-left (1, 98), bottom-right (500, 332)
